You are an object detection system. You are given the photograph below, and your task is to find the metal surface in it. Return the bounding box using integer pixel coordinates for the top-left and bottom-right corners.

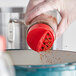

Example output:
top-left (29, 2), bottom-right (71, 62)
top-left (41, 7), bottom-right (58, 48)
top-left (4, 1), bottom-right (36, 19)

top-left (0, 7), bottom-right (29, 50)
top-left (7, 50), bottom-right (76, 76)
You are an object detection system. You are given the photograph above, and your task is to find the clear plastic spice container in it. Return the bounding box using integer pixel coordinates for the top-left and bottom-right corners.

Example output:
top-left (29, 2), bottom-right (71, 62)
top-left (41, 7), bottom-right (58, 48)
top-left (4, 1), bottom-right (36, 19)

top-left (27, 11), bottom-right (57, 52)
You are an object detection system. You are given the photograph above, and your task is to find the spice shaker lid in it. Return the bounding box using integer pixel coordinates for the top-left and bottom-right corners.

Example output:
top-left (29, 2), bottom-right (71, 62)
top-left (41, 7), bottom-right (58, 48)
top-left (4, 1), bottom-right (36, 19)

top-left (27, 23), bottom-right (55, 52)
top-left (0, 36), bottom-right (6, 52)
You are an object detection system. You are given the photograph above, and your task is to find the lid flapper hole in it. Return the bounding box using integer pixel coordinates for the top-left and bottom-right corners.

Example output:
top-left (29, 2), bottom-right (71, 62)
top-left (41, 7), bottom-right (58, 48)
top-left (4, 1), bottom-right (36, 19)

top-left (49, 38), bottom-right (51, 40)
top-left (46, 45), bottom-right (48, 47)
top-left (45, 38), bottom-right (48, 40)
top-left (47, 33), bottom-right (49, 36)
top-left (41, 47), bottom-right (44, 49)
top-left (49, 42), bottom-right (51, 44)
top-left (43, 42), bottom-right (45, 45)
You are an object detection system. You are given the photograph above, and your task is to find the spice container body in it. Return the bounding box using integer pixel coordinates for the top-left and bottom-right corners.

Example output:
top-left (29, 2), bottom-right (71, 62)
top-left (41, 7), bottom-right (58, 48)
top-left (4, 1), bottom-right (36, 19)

top-left (27, 11), bottom-right (57, 52)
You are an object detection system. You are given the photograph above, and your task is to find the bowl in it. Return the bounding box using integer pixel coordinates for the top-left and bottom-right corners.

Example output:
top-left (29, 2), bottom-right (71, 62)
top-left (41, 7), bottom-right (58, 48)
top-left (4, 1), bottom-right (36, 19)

top-left (7, 50), bottom-right (76, 76)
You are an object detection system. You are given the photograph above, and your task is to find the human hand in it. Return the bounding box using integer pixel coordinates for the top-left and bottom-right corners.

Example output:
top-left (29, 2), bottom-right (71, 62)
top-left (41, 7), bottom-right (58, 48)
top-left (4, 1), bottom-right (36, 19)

top-left (25, 0), bottom-right (76, 37)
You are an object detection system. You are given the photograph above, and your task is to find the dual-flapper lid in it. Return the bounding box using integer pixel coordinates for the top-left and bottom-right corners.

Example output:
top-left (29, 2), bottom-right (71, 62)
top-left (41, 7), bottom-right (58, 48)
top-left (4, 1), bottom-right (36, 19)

top-left (27, 23), bottom-right (55, 52)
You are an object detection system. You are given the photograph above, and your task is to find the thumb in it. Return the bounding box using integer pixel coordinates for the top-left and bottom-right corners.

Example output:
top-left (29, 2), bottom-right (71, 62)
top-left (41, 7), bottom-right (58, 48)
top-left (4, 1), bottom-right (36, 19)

top-left (25, 1), bottom-right (57, 25)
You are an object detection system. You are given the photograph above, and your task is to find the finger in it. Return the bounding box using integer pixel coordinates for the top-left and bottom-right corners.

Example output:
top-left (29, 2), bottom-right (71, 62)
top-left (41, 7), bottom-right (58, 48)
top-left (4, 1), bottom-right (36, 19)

top-left (26, 0), bottom-right (44, 14)
top-left (56, 17), bottom-right (68, 38)
top-left (25, 1), bottom-right (57, 25)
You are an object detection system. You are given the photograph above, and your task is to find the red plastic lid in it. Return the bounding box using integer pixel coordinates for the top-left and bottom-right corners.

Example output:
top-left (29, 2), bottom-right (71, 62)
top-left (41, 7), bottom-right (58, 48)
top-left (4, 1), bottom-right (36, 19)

top-left (0, 36), bottom-right (6, 52)
top-left (27, 23), bottom-right (55, 52)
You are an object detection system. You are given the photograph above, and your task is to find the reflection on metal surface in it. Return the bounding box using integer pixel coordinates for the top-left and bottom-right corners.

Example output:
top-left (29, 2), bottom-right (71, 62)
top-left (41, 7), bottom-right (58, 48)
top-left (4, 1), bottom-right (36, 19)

top-left (0, 7), bottom-right (29, 50)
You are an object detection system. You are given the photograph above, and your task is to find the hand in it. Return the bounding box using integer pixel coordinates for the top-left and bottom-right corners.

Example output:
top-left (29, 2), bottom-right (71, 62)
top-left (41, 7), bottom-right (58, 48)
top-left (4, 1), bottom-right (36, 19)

top-left (25, 0), bottom-right (76, 37)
